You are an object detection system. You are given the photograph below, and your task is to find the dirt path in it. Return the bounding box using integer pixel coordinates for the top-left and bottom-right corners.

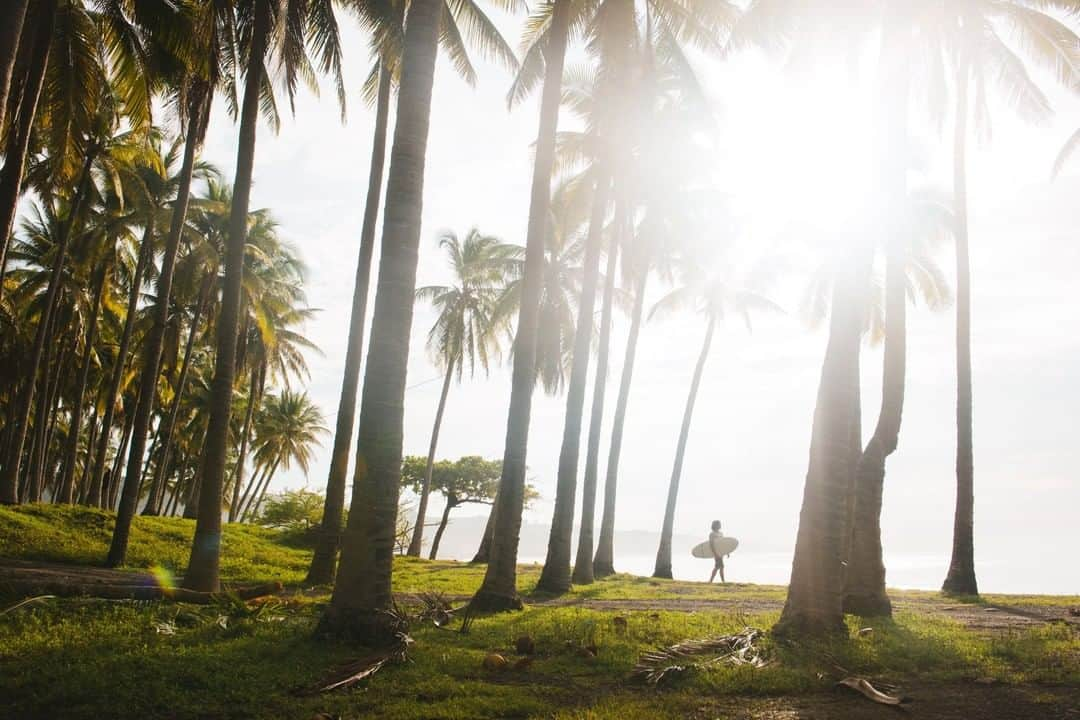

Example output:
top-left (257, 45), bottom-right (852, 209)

top-left (3, 559), bottom-right (1078, 632)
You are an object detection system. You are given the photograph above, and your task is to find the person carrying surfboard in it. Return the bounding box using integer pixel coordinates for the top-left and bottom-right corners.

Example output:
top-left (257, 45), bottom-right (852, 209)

top-left (709, 520), bottom-right (726, 583)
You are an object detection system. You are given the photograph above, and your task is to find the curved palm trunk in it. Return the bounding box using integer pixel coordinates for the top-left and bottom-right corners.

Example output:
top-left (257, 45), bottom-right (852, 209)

top-left (0, 0), bottom-right (30, 133)
top-left (322, 0), bottom-right (441, 645)
top-left (183, 7), bottom-right (271, 592)
top-left (653, 314), bottom-right (716, 579)
top-left (57, 263), bottom-right (107, 503)
top-left (88, 221), bottom-right (153, 506)
top-left (236, 459), bottom-right (270, 522)
top-left (243, 457), bottom-right (280, 523)
top-left (1, 146), bottom-right (93, 504)
top-left (142, 274), bottom-right (211, 516)
top-left (943, 58), bottom-right (978, 597)
top-left (307, 62), bottom-right (392, 585)
top-left (227, 366), bottom-right (261, 522)
top-left (471, 0), bottom-right (571, 612)
top-left (593, 244), bottom-right (649, 578)
top-left (572, 228), bottom-right (618, 585)
top-left (428, 495), bottom-right (457, 560)
top-left (407, 356), bottom-right (455, 556)
top-left (773, 266), bottom-right (865, 638)
top-left (536, 172), bottom-right (610, 593)
top-left (0, 0), bottom-right (53, 288)
top-left (109, 85), bottom-right (209, 567)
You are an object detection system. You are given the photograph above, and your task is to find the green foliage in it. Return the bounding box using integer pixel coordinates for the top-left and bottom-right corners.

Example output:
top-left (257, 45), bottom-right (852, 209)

top-left (401, 455), bottom-right (501, 506)
top-left (254, 488), bottom-right (324, 530)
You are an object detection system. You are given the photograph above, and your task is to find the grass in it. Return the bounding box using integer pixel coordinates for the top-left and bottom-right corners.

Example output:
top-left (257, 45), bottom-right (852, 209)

top-left (1, 504), bottom-right (1078, 719)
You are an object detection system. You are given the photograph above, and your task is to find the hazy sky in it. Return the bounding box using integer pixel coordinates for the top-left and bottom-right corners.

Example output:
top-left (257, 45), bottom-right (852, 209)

top-left (194, 11), bottom-right (1080, 593)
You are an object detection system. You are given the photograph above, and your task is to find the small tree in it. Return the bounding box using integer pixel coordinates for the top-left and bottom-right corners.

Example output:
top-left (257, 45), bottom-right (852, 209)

top-left (402, 455), bottom-right (500, 560)
top-left (256, 488), bottom-right (324, 531)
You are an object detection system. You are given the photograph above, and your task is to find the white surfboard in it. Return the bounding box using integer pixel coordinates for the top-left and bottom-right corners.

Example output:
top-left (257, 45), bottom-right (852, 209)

top-left (691, 536), bottom-right (738, 559)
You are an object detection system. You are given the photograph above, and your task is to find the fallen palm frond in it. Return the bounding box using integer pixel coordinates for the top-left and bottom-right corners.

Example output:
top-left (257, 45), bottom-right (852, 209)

top-left (415, 590), bottom-right (462, 628)
top-left (631, 627), bottom-right (769, 685)
top-left (837, 676), bottom-right (905, 705)
top-left (297, 631), bottom-right (413, 695)
top-left (1, 594), bottom-right (54, 615)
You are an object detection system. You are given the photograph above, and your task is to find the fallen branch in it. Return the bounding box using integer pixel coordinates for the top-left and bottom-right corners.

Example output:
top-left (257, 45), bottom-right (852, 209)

top-left (632, 627), bottom-right (768, 685)
top-left (837, 677), bottom-right (905, 705)
top-left (0, 579), bottom-right (282, 604)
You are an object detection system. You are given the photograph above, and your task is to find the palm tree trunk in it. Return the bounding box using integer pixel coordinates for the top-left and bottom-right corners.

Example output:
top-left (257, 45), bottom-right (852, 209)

top-left (1, 147), bottom-right (94, 504)
top-left (653, 314), bottom-right (717, 579)
top-left (57, 263), bottom-right (107, 503)
top-left (470, 0), bottom-right (571, 613)
top-left (774, 265), bottom-right (864, 638)
top-left (143, 275), bottom-right (211, 516)
top-left (536, 172), bottom-right (610, 593)
top-left (573, 224), bottom-right (618, 585)
top-left (428, 496), bottom-right (456, 560)
top-left (593, 240), bottom-right (649, 578)
top-left (242, 457), bottom-right (279, 523)
top-left (471, 496), bottom-right (497, 563)
top-left (182, 2), bottom-right (272, 593)
top-left (109, 81), bottom-right (210, 568)
top-left (107, 407), bottom-right (137, 510)
top-left (76, 400), bottom-right (100, 501)
top-left (407, 357), bottom-right (455, 556)
top-left (90, 221), bottom-right (153, 507)
top-left (943, 56), bottom-right (978, 597)
top-left (0, 0), bottom-right (30, 133)
top-left (236, 460), bottom-right (269, 523)
top-left (0, 0), bottom-right (54, 288)
top-left (307, 62), bottom-right (392, 585)
top-left (227, 366), bottom-right (261, 522)
top-left (323, 0), bottom-right (442, 644)
top-left (24, 316), bottom-right (63, 503)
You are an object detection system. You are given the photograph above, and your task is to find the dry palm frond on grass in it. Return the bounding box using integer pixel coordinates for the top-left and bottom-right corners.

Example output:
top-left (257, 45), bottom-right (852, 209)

top-left (297, 632), bottom-right (413, 695)
top-left (631, 627), bottom-right (769, 685)
top-left (415, 590), bottom-right (463, 628)
top-left (837, 676), bottom-right (905, 705)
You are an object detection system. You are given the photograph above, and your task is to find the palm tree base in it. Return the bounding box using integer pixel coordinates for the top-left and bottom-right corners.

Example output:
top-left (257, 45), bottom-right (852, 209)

top-left (772, 609), bottom-right (847, 640)
top-left (469, 589), bottom-right (524, 613)
top-left (652, 565), bottom-right (673, 580)
top-left (316, 606), bottom-right (408, 647)
top-left (592, 561), bottom-right (615, 579)
top-left (941, 571), bottom-right (979, 598)
top-left (841, 591), bottom-right (892, 618)
top-left (570, 567), bottom-right (594, 585)
top-left (305, 538), bottom-right (338, 586)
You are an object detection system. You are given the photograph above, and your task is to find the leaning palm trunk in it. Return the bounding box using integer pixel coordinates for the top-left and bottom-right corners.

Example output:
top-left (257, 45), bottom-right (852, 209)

top-left (773, 264), bottom-right (865, 638)
top-left (242, 457), bottom-right (280, 523)
top-left (322, 0), bottom-right (442, 646)
top-left (0, 0), bottom-right (53, 289)
top-left (143, 279), bottom-right (211, 515)
top-left (536, 172), bottom-right (610, 593)
top-left (1, 148), bottom-right (93, 504)
top-left (306, 63), bottom-right (391, 584)
top-left (227, 366), bottom-right (262, 522)
top-left (57, 263), bottom-right (107, 503)
top-left (471, 495), bottom-right (497, 563)
top-left (88, 221), bottom-right (154, 506)
top-left (108, 86), bottom-right (208, 567)
top-left (0, 0), bottom-right (30, 132)
top-left (594, 243), bottom-right (649, 578)
top-left (653, 314), bottom-right (717, 579)
top-left (407, 356), bottom-right (455, 556)
top-left (471, 0), bottom-right (572, 612)
top-left (572, 227), bottom-right (618, 585)
top-left (183, 7), bottom-right (271, 593)
top-left (943, 56), bottom-right (978, 597)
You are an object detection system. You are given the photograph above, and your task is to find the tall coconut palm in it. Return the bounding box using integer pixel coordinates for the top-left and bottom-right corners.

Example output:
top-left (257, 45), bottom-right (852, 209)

top-left (0, 0), bottom-right (30, 132)
top-left (321, 0), bottom-right (454, 642)
top-left (406, 229), bottom-right (518, 557)
top-left (939, 0), bottom-right (1080, 598)
top-left (183, 0), bottom-right (345, 592)
top-left (651, 259), bottom-right (780, 579)
top-left (306, 0), bottom-right (520, 584)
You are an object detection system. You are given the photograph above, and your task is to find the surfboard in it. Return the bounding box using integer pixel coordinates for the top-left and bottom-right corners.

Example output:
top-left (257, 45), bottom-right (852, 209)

top-left (691, 536), bottom-right (738, 559)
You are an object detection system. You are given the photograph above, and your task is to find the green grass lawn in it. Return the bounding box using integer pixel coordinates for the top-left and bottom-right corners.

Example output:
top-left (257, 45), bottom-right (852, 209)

top-left (1, 504), bottom-right (1078, 720)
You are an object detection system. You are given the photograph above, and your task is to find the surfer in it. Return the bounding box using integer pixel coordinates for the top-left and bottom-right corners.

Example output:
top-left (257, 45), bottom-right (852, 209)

top-left (708, 520), bottom-right (726, 583)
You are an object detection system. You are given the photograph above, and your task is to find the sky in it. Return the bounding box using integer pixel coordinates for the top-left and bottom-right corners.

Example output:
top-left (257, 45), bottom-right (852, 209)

top-left (193, 10), bottom-right (1080, 594)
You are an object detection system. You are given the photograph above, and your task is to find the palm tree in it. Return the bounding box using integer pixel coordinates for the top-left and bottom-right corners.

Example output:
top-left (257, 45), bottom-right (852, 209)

top-left (406, 229), bottom-right (517, 556)
top-left (322, 0), bottom-right (456, 642)
top-left (651, 260), bottom-right (780, 579)
top-left (306, 0), bottom-right (520, 584)
top-left (939, 0), bottom-right (1079, 598)
top-left (184, 0), bottom-right (345, 592)
top-left (239, 390), bottom-right (327, 522)
top-left (0, 0), bottom-right (30, 132)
